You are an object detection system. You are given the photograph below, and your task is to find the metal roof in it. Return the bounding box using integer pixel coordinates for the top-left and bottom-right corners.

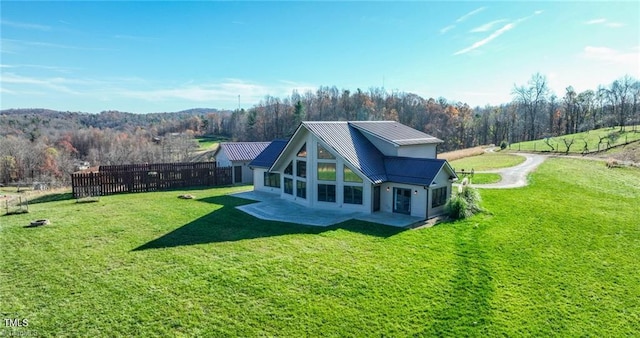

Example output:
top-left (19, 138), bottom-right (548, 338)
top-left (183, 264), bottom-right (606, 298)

top-left (384, 157), bottom-right (449, 185)
top-left (217, 142), bottom-right (271, 162)
top-left (349, 121), bottom-right (443, 146)
top-left (302, 122), bottom-right (388, 183)
top-left (249, 139), bottom-right (288, 168)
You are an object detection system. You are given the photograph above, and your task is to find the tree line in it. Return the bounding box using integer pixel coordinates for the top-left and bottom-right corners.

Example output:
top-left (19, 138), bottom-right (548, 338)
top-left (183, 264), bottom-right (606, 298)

top-left (1, 73), bottom-right (638, 186)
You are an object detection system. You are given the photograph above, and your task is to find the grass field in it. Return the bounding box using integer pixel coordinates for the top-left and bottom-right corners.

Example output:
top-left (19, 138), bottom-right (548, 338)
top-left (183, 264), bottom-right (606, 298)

top-left (470, 173), bottom-right (501, 184)
top-left (196, 136), bottom-right (226, 150)
top-left (450, 152), bottom-right (526, 171)
top-left (509, 126), bottom-right (640, 153)
top-left (1, 159), bottom-right (639, 336)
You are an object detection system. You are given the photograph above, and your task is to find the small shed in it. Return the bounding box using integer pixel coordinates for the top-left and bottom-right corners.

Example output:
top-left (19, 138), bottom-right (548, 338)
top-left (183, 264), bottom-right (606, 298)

top-left (213, 142), bottom-right (270, 184)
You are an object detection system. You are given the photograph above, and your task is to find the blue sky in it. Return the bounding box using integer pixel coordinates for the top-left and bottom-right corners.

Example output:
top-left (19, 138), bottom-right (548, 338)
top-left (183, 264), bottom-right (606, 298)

top-left (1, 1), bottom-right (638, 113)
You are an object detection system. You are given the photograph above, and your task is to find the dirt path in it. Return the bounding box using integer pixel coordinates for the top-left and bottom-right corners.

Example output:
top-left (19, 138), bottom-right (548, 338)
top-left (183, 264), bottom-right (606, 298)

top-left (470, 152), bottom-right (548, 189)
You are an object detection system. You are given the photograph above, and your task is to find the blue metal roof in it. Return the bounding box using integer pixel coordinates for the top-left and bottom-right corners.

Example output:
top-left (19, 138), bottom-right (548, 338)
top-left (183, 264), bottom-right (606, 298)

top-left (349, 121), bottom-right (443, 145)
top-left (303, 122), bottom-right (387, 183)
top-left (384, 157), bottom-right (449, 185)
top-left (217, 142), bottom-right (271, 162)
top-left (249, 139), bottom-right (288, 168)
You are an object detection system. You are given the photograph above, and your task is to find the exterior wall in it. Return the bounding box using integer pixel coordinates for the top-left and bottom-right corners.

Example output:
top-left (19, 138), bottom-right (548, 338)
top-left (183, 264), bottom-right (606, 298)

top-left (215, 151), bottom-right (232, 167)
top-left (358, 133), bottom-right (398, 156)
top-left (272, 129), bottom-right (371, 213)
top-left (397, 144), bottom-right (437, 159)
top-left (379, 182), bottom-right (428, 219)
top-left (427, 168), bottom-right (454, 218)
top-left (253, 168), bottom-right (280, 193)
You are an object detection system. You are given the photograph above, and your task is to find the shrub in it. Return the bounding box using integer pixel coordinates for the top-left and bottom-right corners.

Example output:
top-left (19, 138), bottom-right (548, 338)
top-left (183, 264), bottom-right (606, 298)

top-left (500, 141), bottom-right (507, 150)
top-left (446, 195), bottom-right (469, 220)
top-left (446, 186), bottom-right (483, 220)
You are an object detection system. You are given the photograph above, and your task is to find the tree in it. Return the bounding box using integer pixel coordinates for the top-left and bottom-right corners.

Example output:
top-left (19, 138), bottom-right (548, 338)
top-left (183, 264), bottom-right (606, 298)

top-left (512, 73), bottom-right (549, 141)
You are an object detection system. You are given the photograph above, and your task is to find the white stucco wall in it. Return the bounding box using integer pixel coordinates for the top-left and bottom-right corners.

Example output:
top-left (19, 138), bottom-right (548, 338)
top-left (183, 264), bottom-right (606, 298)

top-left (215, 151), bottom-right (232, 167)
top-left (397, 144), bottom-right (437, 159)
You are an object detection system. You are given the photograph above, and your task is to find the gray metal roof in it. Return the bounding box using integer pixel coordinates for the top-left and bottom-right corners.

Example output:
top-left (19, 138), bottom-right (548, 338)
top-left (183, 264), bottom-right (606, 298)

top-left (384, 157), bottom-right (449, 185)
top-left (217, 142), bottom-right (271, 162)
top-left (249, 139), bottom-right (288, 168)
top-left (302, 122), bottom-right (387, 183)
top-left (349, 121), bottom-right (443, 145)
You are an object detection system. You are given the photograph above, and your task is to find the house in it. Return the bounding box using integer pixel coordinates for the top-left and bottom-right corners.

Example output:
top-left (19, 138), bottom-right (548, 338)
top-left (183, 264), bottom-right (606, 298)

top-left (213, 142), bottom-right (271, 184)
top-left (250, 121), bottom-right (458, 219)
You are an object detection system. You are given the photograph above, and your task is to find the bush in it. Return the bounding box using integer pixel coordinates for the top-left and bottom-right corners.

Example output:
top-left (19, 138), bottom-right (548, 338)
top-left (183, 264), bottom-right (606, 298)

top-left (446, 195), bottom-right (469, 220)
top-left (500, 141), bottom-right (507, 150)
top-left (446, 186), bottom-right (483, 220)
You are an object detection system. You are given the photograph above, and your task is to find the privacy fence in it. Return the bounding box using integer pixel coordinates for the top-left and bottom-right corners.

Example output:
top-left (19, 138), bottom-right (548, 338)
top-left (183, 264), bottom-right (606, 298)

top-left (71, 162), bottom-right (232, 198)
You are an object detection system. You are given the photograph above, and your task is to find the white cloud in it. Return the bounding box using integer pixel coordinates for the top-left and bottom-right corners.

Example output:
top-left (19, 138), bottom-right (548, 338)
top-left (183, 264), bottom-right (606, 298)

top-left (453, 10), bottom-right (542, 56)
top-left (454, 23), bottom-right (515, 55)
top-left (470, 19), bottom-right (507, 33)
top-left (585, 18), bottom-right (624, 28)
top-left (456, 7), bottom-right (486, 23)
top-left (1, 73), bottom-right (82, 95)
top-left (439, 7), bottom-right (485, 34)
top-left (439, 25), bottom-right (455, 34)
top-left (0, 20), bottom-right (51, 31)
top-left (582, 46), bottom-right (640, 70)
top-left (586, 18), bottom-right (606, 25)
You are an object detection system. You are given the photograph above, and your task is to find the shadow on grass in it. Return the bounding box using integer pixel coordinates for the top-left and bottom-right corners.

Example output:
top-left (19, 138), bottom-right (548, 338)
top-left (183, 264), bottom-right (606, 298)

top-left (28, 192), bottom-right (74, 204)
top-left (133, 195), bottom-right (404, 250)
top-left (420, 222), bottom-right (495, 335)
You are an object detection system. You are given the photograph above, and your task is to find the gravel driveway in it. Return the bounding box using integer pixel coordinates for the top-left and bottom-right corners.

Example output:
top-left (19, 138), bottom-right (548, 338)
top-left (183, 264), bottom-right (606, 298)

top-left (471, 153), bottom-right (547, 189)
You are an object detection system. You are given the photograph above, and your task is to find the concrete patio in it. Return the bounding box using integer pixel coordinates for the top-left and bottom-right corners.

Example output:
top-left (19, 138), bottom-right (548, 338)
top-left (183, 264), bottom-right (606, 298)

top-left (231, 191), bottom-right (423, 228)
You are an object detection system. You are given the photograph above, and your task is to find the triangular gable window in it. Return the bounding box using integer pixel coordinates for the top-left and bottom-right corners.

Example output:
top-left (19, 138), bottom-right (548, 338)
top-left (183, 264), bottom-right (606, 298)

top-left (297, 143), bottom-right (307, 157)
top-left (284, 161), bottom-right (293, 175)
top-left (317, 143), bottom-right (335, 159)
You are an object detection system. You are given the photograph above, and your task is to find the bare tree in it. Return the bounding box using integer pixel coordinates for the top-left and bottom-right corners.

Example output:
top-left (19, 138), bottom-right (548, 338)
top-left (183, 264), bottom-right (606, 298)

top-left (512, 73), bottom-right (549, 141)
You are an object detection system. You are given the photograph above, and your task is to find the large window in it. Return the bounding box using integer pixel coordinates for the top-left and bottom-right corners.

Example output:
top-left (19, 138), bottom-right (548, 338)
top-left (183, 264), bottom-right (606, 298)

top-left (432, 187), bottom-right (448, 208)
top-left (296, 180), bottom-right (306, 199)
top-left (264, 172), bottom-right (280, 188)
top-left (318, 184), bottom-right (336, 202)
top-left (284, 161), bottom-right (293, 175)
top-left (284, 178), bottom-right (293, 195)
top-left (317, 163), bottom-right (336, 181)
top-left (344, 165), bottom-right (363, 183)
top-left (296, 160), bottom-right (306, 178)
top-left (317, 144), bottom-right (335, 159)
top-left (344, 186), bottom-right (363, 204)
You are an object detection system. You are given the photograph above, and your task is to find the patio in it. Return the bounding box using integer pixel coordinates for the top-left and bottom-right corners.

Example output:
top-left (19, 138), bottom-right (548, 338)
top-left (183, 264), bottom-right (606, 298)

top-left (231, 191), bottom-right (423, 228)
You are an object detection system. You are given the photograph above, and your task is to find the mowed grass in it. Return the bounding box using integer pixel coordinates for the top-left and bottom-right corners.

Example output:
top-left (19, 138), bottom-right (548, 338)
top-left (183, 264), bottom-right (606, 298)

top-left (2, 159), bottom-right (639, 336)
top-left (471, 173), bottom-right (501, 184)
top-left (196, 136), bottom-right (225, 150)
top-left (509, 125), bottom-right (640, 153)
top-left (450, 152), bottom-right (526, 171)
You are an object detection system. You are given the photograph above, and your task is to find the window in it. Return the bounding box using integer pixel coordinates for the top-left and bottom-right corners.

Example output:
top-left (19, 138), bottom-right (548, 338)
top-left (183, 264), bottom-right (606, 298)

top-left (296, 180), bottom-right (306, 199)
top-left (344, 186), bottom-right (363, 204)
top-left (297, 143), bottom-right (307, 157)
top-left (296, 160), bottom-right (306, 178)
top-left (344, 165), bottom-right (363, 183)
top-left (431, 187), bottom-right (448, 208)
top-left (318, 184), bottom-right (336, 202)
top-left (317, 163), bottom-right (336, 181)
top-left (263, 172), bottom-right (280, 188)
top-left (284, 178), bottom-right (293, 195)
top-left (317, 144), bottom-right (335, 159)
top-left (284, 161), bottom-right (293, 175)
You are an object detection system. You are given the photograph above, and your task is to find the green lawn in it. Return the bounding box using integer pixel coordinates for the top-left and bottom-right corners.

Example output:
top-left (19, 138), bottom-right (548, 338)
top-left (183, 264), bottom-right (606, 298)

top-left (1, 159), bottom-right (639, 336)
top-left (470, 173), bottom-right (501, 184)
top-left (450, 152), bottom-right (526, 171)
top-left (509, 126), bottom-right (640, 153)
top-left (196, 136), bottom-right (225, 150)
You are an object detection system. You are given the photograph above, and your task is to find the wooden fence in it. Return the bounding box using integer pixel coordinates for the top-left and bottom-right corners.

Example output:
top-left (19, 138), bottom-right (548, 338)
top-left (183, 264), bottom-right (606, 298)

top-left (71, 162), bottom-right (232, 198)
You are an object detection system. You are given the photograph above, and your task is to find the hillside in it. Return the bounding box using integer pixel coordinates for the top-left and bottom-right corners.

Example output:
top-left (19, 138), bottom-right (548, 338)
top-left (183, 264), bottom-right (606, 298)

top-left (508, 126), bottom-right (640, 154)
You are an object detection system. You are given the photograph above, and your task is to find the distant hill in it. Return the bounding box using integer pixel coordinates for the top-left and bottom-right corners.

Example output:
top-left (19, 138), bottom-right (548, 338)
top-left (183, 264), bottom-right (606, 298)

top-left (0, 108), bottom-right (233, 137)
